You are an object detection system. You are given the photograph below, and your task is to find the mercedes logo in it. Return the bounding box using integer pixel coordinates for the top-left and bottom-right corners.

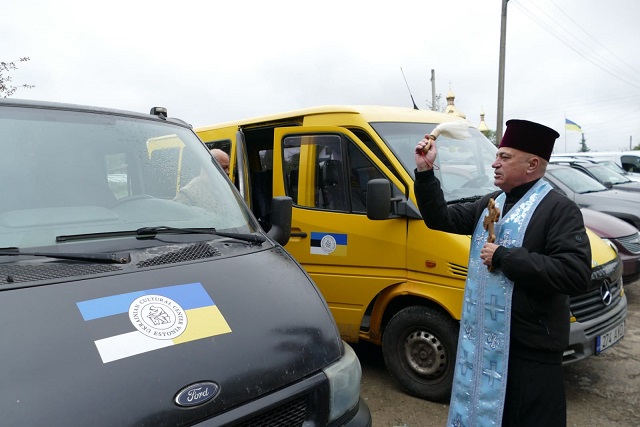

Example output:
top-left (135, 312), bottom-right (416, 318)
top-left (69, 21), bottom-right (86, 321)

top-left (600, 280), bottom-right (613, 306)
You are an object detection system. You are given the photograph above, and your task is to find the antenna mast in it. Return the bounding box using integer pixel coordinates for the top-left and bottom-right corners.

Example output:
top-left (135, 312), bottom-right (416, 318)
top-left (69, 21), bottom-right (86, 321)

top-left (400, 67), bottom-right (419, 110)
top-left (430, 69), bottom-right (436, 111)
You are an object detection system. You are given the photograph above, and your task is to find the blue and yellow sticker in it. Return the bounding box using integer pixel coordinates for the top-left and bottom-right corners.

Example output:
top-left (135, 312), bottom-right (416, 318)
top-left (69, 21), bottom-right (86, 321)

top-left (76, 282), bottom-right (231, 363)
top-left (310, 232), bottom-right (347, 256)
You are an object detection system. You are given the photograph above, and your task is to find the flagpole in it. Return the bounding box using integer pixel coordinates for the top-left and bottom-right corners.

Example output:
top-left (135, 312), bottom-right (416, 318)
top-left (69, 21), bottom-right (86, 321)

top-left (564, 113), bottom-right (567, 153)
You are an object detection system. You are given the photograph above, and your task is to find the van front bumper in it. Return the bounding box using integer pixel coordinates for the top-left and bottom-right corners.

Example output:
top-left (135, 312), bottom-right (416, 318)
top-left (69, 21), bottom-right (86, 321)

top-left (334, 399), bottom-right (372, 427)
top-left (193, 370), bottom-right (372, 426)
top-left (564, 293), bottom-right (627, 364)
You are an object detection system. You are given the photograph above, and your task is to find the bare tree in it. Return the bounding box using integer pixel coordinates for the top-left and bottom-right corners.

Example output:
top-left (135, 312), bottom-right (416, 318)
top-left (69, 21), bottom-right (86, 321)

top-left (1, 57), bottom-right (35, 98)
top-left (426, 93), bottom-right (444, 112)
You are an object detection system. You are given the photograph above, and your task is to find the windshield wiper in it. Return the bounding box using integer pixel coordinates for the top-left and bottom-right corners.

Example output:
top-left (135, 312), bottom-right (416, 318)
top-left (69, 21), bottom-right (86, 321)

top-left (0, 247), bottom-right (130, 264)
top-left (447, 195), bottom-right (483, 204)
top-left (136, 227), bottom-right (266, 244)
top-left (56, 226), bottom-right (266, 244)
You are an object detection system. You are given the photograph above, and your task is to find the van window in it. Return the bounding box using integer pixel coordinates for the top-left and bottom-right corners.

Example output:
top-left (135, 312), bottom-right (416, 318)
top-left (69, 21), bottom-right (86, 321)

top-left (371, 122), bottom-right (498, 201)
top-left (0, 106), bottom-right (251, 248)
top-left (282, 133), bottom-right (384, 212)
top-left (621, 154), bottom-right (640, 172)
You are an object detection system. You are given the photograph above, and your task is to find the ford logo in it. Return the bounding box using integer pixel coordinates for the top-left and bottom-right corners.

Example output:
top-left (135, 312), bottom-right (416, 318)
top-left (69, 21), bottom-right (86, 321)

top-left (600, 281), bottom-right (613, 306)
top-left (175, 382), bottom-right (219, 407)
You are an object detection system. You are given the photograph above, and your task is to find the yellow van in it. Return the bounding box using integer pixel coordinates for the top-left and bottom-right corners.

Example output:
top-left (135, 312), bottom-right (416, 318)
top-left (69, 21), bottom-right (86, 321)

top-left (196, 105), bottom-right (626, 401)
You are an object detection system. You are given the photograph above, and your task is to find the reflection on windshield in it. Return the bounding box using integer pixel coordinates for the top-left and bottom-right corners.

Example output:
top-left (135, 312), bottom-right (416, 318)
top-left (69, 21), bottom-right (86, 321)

top-left (371, 121), bottom-right (498, 201)
top-left (547, 167), bottom-right (607, 193)
top-left (587, 165), bottom-right (630, 184)
top-left (0, 107), bottom-right (252, 249)
top-left (599, 160), bottom-right (627, 175)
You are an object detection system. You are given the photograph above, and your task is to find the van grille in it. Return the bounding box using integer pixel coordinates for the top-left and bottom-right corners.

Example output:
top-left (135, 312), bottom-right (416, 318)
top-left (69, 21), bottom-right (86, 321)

top-left (618, 232), bottom-right (640, 254)
top-left (235, 395), bottom-right (308, 427)
top-left (0, 263), bottom-right (122, 285)
top-left (569, 277), bottom-right (622, 322)
top-left (136, 243), bottom-right (221, 268)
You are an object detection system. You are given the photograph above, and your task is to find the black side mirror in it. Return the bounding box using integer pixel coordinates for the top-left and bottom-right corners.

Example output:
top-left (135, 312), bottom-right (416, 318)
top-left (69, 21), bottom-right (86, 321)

top-left (267, 196), bottom-right (292, 246)
top-left (366, 179), bottom-right (391, 220)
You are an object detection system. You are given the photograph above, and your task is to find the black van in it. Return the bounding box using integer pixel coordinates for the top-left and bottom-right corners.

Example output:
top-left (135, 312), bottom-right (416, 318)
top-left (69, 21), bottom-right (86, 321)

top-left (0, 99), bottom-right (372, 426)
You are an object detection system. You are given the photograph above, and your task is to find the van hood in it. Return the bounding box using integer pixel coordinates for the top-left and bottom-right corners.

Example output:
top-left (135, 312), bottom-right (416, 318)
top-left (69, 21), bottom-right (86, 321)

top-left (574, 188), bottom-right (640, 217)
top-left (581, 208), bottom-right (638, 238)
top-left (0, 246), bottom-right (341, 426)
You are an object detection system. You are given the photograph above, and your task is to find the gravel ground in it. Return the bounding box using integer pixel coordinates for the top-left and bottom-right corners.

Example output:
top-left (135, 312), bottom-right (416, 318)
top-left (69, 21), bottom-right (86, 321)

top-left (354, 278), bottom-right (640, 427)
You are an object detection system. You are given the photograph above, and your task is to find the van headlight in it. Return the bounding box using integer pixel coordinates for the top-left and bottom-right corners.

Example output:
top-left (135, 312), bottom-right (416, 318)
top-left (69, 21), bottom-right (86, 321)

top-left (601, 238), bottom-right (618, 254)
top-left (322, 341), bottom-right (362, 423)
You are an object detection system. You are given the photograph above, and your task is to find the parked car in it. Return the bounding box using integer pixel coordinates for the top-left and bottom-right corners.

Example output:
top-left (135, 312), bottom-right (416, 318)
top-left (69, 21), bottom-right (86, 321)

top-left (551, 155), bottom-right (640, 182)
top-left (0, 99), bottom-right (372, 426)
top-left (544, 164), bottom-right (640, 230)
top-left (561, 151), bottom-right (640, 173)
top-left (550, 158), bottom-right (640, 192)
top-left (597, 160), bottom-right (640, 182)
top-left (582, 208), bottom-right (640, 283)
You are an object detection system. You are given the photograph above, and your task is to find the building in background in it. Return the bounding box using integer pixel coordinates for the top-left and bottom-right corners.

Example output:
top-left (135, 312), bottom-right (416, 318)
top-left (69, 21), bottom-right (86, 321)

top-left (444, 88), bottom-right (466, 119)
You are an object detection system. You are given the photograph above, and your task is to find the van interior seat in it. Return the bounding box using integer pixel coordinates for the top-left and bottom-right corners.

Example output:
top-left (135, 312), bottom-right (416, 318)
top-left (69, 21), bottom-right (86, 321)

top-left (287, 169), bottom-right (299, 203)
top-left (320, 160), bottom-right (346, 211)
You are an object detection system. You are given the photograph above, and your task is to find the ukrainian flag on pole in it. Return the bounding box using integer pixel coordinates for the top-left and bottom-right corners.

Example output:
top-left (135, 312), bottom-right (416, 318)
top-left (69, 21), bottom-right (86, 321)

top-left (565, 118), bottom-right (582, 132)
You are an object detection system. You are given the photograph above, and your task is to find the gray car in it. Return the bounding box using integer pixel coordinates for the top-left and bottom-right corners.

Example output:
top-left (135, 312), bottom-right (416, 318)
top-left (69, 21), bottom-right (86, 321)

top-left (550, 158), bottom-right (640, 192)
top-left (597, 160), bottom-right (640, 182)
top-left (544, 164), bottom-right (640, 230)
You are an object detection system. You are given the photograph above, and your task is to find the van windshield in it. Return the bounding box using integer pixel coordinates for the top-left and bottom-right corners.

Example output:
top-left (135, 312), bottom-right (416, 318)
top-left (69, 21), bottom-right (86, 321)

top-left (0, 106), bottom-right (253, 249)
top-left (371, 122), bottom-right (499, 201)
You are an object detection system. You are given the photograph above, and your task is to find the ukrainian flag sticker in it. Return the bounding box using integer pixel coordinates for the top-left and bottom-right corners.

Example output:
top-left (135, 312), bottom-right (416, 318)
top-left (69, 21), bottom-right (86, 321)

top-left (76, 283), bottom-right (231, 363)
top-left (310, 232), bottom-right (347, 256)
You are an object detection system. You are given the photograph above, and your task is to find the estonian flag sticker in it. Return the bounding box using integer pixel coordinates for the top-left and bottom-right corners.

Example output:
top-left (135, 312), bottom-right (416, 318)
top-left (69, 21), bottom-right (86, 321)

top-left (310, 232), bottom-right (347, 256)
top-left (76, 282), bottom-right (231, 363)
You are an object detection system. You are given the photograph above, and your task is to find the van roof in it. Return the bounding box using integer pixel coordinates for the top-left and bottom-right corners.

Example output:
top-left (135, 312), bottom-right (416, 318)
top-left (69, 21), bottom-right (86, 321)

top-left (0, 98), bottom-right (191, 128)
top-left (196, 104), bottom-right (470, 131)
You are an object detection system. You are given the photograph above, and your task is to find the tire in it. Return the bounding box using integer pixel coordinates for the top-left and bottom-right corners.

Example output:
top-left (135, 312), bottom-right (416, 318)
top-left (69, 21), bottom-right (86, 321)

top-left (382, 305), bottom-right (459, 402)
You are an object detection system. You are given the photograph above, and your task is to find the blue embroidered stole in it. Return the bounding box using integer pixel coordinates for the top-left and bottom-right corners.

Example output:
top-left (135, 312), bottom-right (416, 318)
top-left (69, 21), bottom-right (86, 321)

top-left (447, 179), bottom-right (553, 427)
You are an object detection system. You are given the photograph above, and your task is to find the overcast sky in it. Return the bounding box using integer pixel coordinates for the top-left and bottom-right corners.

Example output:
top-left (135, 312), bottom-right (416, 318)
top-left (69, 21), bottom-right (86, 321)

top-left (3, 0), bottom-right (639, 153)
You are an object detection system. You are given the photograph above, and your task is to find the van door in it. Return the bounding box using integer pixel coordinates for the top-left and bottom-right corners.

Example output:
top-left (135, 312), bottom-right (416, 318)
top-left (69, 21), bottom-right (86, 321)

top-left (272, 126), bottom-right (408, 340)
top-left (235, 129), bottom-right (251, 202)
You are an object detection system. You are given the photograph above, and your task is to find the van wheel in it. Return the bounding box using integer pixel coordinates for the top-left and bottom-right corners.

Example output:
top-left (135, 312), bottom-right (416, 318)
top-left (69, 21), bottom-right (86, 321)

top-left (382, 306), bottom-right (459, 402)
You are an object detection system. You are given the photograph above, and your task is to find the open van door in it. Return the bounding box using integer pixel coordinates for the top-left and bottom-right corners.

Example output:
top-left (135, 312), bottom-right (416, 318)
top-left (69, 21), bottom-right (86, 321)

top-left (273, 126), bottom-right (409, 340)
top-left (235, 128), bottom-right (252, 205)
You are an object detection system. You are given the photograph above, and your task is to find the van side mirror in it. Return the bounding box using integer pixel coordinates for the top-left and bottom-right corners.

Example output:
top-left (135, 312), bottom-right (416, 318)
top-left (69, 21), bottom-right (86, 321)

top-left (267, 196), bottom-right (292, 246)
top-left (367, 179), bottom-right (391, 220)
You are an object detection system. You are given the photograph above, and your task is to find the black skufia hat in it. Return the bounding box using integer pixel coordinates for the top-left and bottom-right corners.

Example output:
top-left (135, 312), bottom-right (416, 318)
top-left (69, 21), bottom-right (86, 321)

top-left (499, 119), bottom-right (560, 161)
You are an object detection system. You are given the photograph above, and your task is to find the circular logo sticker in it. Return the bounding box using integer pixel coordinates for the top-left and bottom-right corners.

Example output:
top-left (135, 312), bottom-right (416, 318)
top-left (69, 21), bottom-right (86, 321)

top-left (320, 235), bottom-right (337, 254)
top-left (129, 295), bottom-right (188, 340)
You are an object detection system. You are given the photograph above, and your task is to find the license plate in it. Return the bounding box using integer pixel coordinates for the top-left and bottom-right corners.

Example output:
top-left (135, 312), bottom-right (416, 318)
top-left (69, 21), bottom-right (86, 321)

top-left (596, 322), bottom-right (625, 354)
